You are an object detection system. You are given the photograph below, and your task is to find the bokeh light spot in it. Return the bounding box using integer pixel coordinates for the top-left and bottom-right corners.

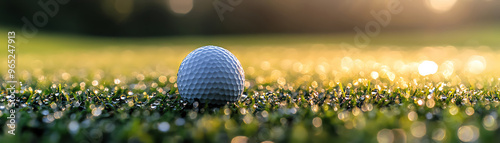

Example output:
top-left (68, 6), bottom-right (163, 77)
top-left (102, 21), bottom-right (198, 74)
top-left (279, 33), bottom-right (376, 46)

top-left (426, 0), bottom-right (457, 13)
top-left (231, 136), bottom-right (248, 143)
top-left (168, 0), bottom-right (193, 15)
top-left (483, 115), bottom-right (498, 131)
top-left (158, 122), bottom-right (170, 132)
top-left (371, 71), bottom-right (379, 80)
top-left (441, 61), bottom-right (454, 78)
top-left (312, 117), bottom-right (322, 128)
top-left (458, 125), bottom-right (479, 142)
top-left (467, 56), bottom-right (486, 74)
top-left (377, 129), bottom-right (394, 143)
top-left (418, 60), bottom-right (438, 76)
top-left (408, 111), bottom-right (418, 121)
top-left (411, 122), bottom-right (426, 138)
top-left (432, 128), bottom-right (446, 141)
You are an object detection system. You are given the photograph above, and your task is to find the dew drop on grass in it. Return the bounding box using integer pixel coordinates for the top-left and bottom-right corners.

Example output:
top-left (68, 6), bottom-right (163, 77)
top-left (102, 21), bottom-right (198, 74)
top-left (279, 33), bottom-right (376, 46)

top-left (43, 115), bottom-right (55, 123)
top-left (50, 103), bottom-right (57, 109)
top-left (193, 101), bottom-right (199, 108)
top-left (154, 100), bottom-right (161, 106)
top-left (68, 121), bottom-right (79, 135)
top-left (136, 102), bottom-right (144, 108)
top-left (120, 95), bottom-right (126, 100)
top-left (158, 122), bottom-right (170, 132)
top-left (127, 100), bottom-right (134, 107)
top-left (92, 80), bottom-right (99, 86)
top-left (426, 112), bottom-right (433, 119)
top-left (74, 101), bottom-right (81, 107)
top-left (441, 95), bottom-right (447, 100)
top-left (41, 110), bottom-right (49, 115)
top-left (104, 123), bottom-right (115, 133)
top-left (114, 79), bottom-right (121, 84)
top-left (240, 94), bottom-right (248, 101)
top-left (0, 105), bottom-right (5, 110)
top-left (92, 108), bottom-right (102, 116)
top-left (175, 118), bottom-right (185, 126)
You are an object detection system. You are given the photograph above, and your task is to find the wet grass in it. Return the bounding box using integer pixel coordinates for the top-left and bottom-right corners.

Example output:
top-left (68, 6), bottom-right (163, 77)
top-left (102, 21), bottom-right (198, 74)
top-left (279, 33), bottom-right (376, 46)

top-left (1, 65), bottom-right (500, 143)
top-left (1, 26), bottom-right (500, 142)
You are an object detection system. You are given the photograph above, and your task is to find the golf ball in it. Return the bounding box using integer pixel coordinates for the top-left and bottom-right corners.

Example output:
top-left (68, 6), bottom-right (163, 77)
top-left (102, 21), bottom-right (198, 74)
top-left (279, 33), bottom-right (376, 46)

top-left (177, 45), bottom-right (245, 105)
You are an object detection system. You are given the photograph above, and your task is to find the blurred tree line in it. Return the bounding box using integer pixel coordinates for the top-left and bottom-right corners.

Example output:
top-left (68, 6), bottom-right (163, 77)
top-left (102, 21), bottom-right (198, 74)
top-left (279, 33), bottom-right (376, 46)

top-left (0, 0), bottom-right (499, 37)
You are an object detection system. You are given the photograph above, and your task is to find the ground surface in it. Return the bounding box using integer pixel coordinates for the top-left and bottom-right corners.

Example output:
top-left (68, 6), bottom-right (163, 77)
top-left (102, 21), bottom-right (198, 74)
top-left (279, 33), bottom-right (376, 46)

top-left (1, 26), bottom-right (500, 142)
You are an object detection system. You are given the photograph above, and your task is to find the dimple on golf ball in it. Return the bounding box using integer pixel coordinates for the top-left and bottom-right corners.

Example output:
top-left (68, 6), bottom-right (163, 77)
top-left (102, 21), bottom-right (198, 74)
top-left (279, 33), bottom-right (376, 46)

top-left (177, 45), bottom-right (245, 105)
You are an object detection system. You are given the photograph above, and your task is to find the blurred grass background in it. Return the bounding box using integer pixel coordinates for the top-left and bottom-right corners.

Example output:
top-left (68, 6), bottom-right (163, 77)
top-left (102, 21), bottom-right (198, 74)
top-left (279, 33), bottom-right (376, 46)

top-left (1, 23), bottom-right (499, 76)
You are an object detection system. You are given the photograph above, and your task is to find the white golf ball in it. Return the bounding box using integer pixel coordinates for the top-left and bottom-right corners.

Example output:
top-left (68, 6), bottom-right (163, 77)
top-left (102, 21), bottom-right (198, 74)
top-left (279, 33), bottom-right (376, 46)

top-left (177, 45), bottom-right (245, 105)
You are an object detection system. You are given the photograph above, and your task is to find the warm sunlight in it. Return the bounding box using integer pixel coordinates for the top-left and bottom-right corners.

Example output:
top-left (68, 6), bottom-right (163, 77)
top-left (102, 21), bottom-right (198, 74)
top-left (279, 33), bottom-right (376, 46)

top-left (418, 60), bottom-right (439, 76)
top-left (426, 0), bottom-right (457, 13)
top-left (168, 0), bottom-right (194, 15)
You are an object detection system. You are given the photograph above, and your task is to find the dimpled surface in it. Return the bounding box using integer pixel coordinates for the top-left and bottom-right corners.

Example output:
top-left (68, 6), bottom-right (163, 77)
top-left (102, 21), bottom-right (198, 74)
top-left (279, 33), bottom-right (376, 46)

top-left (177, 46), bottom-right (245, 105)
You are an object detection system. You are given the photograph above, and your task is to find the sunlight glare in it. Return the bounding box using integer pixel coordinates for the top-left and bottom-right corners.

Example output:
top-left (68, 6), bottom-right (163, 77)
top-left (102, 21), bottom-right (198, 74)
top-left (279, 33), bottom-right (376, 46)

top-left (418, 61), bottom-right (438, 76)
top-left (426, 0), bottom-right (457, 13)
top-left (168, 0), bottom-right (193, 15)
top-left (467, 56), bottom-right (486, 74)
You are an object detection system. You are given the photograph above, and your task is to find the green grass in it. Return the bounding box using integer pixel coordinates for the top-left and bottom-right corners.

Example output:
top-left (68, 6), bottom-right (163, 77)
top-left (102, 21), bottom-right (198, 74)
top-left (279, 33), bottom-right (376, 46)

top-left (1, 68), bottom-right (500, 143)
top-left (1, 25), bottom-right (500, 142)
